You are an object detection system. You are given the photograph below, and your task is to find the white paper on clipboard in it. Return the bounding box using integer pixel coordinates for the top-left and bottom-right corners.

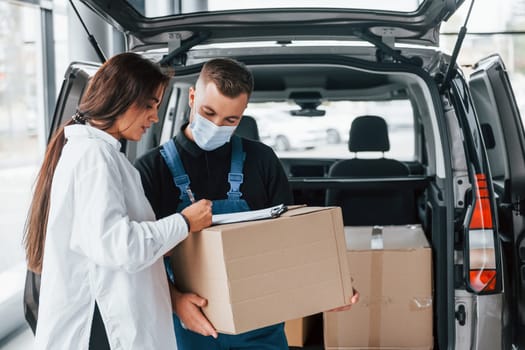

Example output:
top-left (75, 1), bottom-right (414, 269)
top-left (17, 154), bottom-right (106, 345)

top-left (211, 204), bottom-right (287, 225)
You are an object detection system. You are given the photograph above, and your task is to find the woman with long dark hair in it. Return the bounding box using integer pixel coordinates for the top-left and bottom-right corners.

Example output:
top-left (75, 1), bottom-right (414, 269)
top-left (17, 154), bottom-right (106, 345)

top-left (25, 52), bottom-right (212, 349)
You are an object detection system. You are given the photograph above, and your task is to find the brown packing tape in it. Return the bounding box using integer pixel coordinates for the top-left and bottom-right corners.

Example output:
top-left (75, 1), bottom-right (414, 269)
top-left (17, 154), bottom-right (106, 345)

top-left (369, 226), bottom-right (383, 347)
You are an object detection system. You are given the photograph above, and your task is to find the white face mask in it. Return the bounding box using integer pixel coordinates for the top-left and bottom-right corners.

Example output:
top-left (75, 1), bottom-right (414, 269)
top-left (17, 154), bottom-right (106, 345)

top-left (190, 112), bottom-right (236, 151)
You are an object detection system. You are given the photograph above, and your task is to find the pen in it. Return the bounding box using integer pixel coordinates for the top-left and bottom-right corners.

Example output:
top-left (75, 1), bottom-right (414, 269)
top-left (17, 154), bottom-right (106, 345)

top-left (186, 188), bottom-right (196, 203)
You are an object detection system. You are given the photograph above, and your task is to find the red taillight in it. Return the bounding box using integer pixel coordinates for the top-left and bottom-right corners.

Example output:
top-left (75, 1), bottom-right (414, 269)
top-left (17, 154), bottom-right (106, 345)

top-left (469, 174), bottom-right (493, 229)
top-left (467, 174), bottom-right (499, 293)
top-left (469, 269), bottom-right (497, 292)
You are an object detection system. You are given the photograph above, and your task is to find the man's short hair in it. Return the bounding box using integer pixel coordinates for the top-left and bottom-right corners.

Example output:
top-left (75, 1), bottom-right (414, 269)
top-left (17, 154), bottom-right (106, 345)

top-left (199, 58), bottom-right (254, 98)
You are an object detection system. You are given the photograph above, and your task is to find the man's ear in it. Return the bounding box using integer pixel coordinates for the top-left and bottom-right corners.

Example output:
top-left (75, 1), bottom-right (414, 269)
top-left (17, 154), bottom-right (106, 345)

top-left (188, 86), bottom-right (195, 108)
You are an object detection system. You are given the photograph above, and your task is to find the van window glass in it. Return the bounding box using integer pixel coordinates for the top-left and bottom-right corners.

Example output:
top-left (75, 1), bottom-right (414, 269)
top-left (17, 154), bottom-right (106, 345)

top-left (244, 99), bottom-right (415, 160)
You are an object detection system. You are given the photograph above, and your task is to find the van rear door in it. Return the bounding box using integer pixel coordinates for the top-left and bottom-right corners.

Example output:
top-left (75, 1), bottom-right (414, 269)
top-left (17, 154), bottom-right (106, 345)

top-left (47, 62), bottom-right (99, 138)
top-left (468, 53), bottom-right (525, 349)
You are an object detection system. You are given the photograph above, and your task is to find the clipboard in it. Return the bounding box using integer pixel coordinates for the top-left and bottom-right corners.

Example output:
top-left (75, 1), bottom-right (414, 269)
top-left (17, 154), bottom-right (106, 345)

top-left (211, 204), bottom-right (288, 225)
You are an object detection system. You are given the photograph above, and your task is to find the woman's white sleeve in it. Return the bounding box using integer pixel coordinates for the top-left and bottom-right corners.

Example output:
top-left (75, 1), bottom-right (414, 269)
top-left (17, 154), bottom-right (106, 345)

top-left (69, 157), bottom-right (188, 273)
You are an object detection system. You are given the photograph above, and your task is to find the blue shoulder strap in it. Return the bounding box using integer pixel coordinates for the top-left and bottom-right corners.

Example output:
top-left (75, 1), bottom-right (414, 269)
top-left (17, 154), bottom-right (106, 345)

top-left (227, 136), bottom-right (246, 200)
top-left (160, 139), bottom-right (191, 202)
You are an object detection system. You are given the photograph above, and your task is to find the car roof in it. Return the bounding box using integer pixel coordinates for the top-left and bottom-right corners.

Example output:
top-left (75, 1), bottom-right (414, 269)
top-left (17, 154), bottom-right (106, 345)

top-left (80, 0), bottom-right (465, 50)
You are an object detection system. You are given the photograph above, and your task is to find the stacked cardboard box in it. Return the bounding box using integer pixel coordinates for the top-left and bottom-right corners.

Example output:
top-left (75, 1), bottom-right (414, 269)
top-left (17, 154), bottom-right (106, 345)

top-left (171, 206), bottom-right (353, 335)
top-left (324, 225), bottom-right (433, 349)
top-left (284, 314), bottom-right (320, 347)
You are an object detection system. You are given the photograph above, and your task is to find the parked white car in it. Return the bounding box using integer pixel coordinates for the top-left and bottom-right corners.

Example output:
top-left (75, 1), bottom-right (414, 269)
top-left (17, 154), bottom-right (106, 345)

top-left (245, 110), bottom-right (326, 151)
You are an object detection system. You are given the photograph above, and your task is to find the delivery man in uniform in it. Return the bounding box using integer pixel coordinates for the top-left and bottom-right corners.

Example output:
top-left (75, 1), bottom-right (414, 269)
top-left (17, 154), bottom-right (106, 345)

top-left (135, 58), bottom-right (293, 349)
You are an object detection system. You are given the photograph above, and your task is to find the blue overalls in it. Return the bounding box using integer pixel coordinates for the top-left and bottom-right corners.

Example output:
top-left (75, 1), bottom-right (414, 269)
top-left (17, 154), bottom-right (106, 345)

top-left (160, 136), bottom-right (288, 350)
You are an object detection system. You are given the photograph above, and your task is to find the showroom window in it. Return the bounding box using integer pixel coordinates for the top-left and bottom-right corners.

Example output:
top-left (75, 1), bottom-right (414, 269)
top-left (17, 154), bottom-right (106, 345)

top-left (0, 1), bottom-right (45, 275)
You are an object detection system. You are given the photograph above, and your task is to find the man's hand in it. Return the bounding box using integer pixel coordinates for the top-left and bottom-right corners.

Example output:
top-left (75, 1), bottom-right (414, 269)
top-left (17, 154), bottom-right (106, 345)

top-left (170, 284), bottom-right (218, 338)
top-left (181, 199), bottom-right (213, 232)
top-left (327, 288), bottom-right (360, 312)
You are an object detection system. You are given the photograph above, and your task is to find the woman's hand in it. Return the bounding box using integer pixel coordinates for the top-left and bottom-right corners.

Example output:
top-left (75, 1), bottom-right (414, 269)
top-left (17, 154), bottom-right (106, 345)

top-left (181, 199), bottom-right (213, 232)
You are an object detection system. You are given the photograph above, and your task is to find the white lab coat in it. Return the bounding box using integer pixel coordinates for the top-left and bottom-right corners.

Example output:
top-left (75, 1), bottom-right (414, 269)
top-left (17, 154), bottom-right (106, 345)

top-left (35, 124), bottom-right (186, 349)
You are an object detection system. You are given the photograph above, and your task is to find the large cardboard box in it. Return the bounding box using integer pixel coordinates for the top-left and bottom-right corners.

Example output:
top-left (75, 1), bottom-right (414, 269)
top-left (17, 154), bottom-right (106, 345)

top-left (171, 206), bottom-right (353, 335)
top-left (324, 225), bottom-right (433, 349)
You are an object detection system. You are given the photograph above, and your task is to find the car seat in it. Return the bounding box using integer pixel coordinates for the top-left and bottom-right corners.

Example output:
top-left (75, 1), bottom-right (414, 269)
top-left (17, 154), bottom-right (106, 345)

top-left (325, 115), bottom-right (415, 225)
top-left (234, 115), bottom-right (260, 141)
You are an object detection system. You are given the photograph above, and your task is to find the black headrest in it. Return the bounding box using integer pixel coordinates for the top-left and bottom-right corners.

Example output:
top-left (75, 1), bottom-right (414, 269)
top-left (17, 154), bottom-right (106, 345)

top-left (234, 115), bottom-right (260, 141)
top-left (348, 115), bottom-right (390, 152)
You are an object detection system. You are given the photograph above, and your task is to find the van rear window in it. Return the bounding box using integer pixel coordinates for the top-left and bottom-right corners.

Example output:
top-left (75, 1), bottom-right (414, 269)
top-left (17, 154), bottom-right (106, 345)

top-left (244, 99), bottom-right (415, 160)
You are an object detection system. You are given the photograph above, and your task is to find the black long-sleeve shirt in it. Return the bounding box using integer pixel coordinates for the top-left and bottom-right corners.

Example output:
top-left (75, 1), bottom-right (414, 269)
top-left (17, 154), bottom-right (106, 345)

top-left (134, 127), bottom-right (293, 220)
